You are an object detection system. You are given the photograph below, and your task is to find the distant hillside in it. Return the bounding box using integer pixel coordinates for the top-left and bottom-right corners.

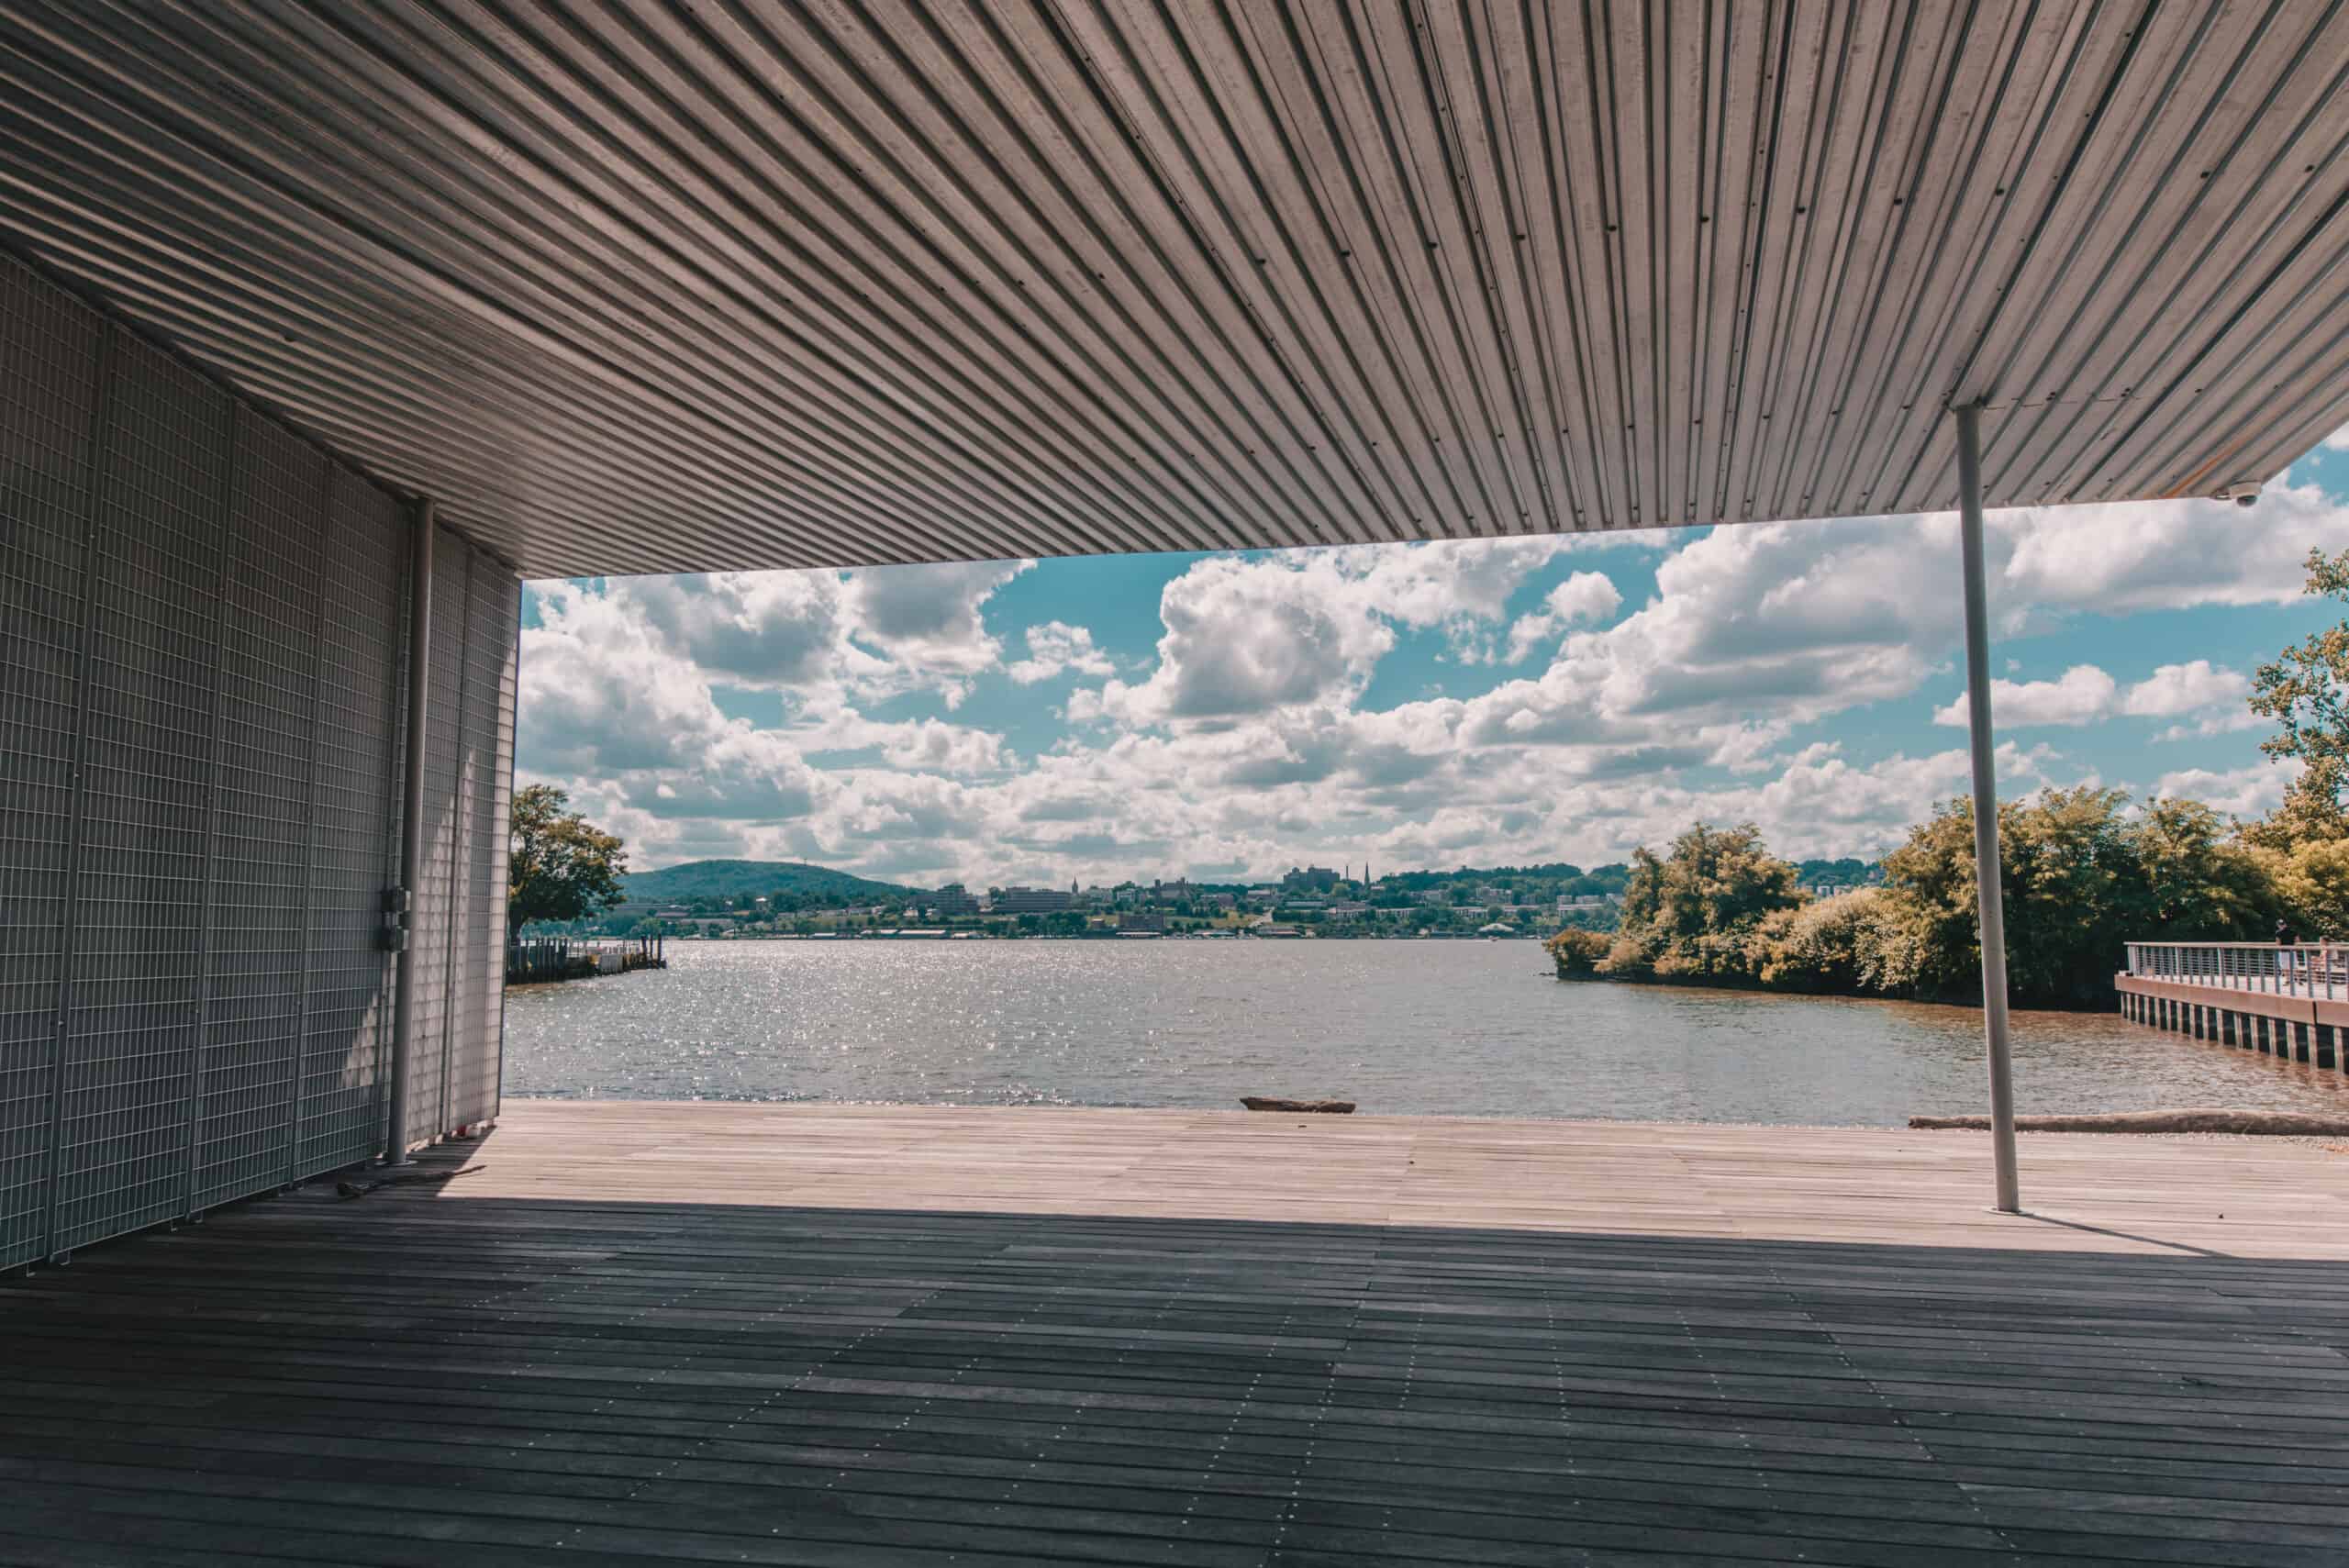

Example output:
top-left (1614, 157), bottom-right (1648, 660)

top-left (621, 860), bottom-right (915, 904)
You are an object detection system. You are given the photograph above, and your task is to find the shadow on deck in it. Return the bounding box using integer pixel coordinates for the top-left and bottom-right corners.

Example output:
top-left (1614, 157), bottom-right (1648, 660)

top-left (2, 1115), bottom-right (2347, 1566)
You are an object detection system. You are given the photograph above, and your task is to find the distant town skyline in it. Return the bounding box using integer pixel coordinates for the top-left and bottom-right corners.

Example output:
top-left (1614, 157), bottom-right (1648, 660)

top-left (518, 430), bottom-right (2349, 888)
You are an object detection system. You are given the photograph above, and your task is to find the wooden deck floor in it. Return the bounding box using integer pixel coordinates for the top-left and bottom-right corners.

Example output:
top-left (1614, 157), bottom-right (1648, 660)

top-left (4, 1100), bottom-right (2347, 1567)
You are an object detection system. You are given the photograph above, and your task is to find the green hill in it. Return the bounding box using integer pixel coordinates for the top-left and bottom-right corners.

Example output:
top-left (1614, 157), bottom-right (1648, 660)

top-left (621, 860), bottom-right (915, 905)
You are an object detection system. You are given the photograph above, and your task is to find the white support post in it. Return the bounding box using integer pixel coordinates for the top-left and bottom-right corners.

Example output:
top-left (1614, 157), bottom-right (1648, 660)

top-left (1954, 405), bottom-right (2020, 1213)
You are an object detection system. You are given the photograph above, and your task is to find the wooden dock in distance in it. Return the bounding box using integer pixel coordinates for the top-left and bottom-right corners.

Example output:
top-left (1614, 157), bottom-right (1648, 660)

top-left (2, 1098), bottom-right (2346, 1565)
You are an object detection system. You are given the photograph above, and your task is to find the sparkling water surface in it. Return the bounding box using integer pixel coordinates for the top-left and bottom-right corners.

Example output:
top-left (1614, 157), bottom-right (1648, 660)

top-left (503, 940), bottom-right (2347, 1125)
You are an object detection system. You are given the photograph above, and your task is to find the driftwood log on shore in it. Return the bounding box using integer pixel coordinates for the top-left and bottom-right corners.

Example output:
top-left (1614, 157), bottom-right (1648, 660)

top-left (1910, 1108), bottom-right (2349, 1136)
top-left (1241, 1096), bottom-right (1355, 1114)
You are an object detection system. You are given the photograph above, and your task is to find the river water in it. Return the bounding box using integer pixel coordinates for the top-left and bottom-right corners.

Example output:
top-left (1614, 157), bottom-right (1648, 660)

top-left (502, 940), bottom-right (2347, 1125)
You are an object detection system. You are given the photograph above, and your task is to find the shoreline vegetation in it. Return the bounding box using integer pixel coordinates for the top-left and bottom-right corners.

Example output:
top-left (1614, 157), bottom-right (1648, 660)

top-left (1551, 547), bottom-right (2349, 1007)
top-left (1547, 783), bottom-right (2343, 1010)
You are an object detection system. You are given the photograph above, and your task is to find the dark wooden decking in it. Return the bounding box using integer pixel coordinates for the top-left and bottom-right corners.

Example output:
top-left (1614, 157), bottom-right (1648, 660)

top-left (4, 1101), bottom-right (2347, 1566)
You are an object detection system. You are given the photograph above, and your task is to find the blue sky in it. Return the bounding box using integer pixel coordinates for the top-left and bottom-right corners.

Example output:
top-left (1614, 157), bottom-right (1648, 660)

top-left (518, 430), bottom-right (2349, 886)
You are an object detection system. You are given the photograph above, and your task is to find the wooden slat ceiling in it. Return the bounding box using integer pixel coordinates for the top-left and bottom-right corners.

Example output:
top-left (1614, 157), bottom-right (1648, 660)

top-left (1, 1), bottom-right (2345, 577)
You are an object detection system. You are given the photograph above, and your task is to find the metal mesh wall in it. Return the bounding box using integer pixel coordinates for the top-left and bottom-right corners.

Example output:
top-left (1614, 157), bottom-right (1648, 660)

top-left (451, 557), bottom-right (518, 1133)
top-left (188, 408), bottom-right (318, 1213)
top-left (397, 527), bottom-right (516, 1151)
top-left (0, 255), bottom-right (99, 1267)
top-left (51, 331), bottom-right (226, 1254)
top-left (403, 532), bottom-right (467, 1149)
top-left (299, 467), bottom-right (406, 1174)
top-left (0, 253), bottom-right (518, 1265)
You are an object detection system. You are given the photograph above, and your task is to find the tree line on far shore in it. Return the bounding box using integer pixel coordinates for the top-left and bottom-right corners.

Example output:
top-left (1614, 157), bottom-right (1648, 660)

top-left (1551, 545), bottom-right (2349, 1009)
top-left (1546, 789), bottom-right (2338, 1007)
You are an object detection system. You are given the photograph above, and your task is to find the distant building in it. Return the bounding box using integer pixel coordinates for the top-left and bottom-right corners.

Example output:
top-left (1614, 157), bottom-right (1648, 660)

top-left (1243, 888), bottom-right (1281, 906)
top-left (1150, 878), bottom-right (1194, 903)
top-left (1117, 911), bottom-right (1166, 933)
top-left (1204, 893), bottom-right (1236, 910)
top-left (1414, 890), bottom-right (1450, 906)
top-left (1282, 864), bottom-right (1340, 893)
top-left (927, 884), bottom-right (980, 917)
top-left (993, 885), bottom-right (1074, 914)
top-left (1329, 901), bottom-right (1370, 917)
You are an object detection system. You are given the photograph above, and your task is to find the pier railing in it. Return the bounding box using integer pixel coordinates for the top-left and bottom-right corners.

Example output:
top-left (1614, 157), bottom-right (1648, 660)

top-left (2122, 940), bottom-right (2343, 1001)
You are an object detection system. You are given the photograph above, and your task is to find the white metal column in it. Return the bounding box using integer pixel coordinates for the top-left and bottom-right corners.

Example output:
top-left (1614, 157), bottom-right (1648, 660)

top-left (1954, 405), bottom-right (2020, 1213)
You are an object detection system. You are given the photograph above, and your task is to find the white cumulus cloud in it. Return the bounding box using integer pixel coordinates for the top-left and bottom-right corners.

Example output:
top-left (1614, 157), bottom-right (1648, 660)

top-left (1007, 621), bottom-right (1116, 685)
top-left (1935, 665), bottom-right (2118, 728)
top-left (2119, 660), bottom-right (2251, 717)
top-left (1502, 571), bottom-right (1623, 662)
top-left (2150, 761), bottom-right (2298, 818)
top-left (1074, 539), bottom-right (1564, 728)
top-left (514, 472), bottom-right (2333, 885)
top-left (1937, 659), bottom-right (2252, 732)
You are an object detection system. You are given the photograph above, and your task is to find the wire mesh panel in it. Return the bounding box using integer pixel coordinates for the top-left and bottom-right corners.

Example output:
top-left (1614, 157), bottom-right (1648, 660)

top-left (0, 256), bottom-right (101, 1271)
top-left (187, 411), bottom-right (322, 1211)
top-left (447, 557), bottom-right (518, 1132)
top-left (0, 256), bottom-right (512, 1257)
top-left (299, 468), bottom-right (405, 1174)
top-left (402, 529), bottom-right (470, 1150)
top-left (50, 332), bottom-right (228, 1255)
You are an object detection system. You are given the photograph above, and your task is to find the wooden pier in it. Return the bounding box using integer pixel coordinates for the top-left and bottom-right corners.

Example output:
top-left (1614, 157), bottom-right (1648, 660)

top-left (3, 1100), bottom-right (2345, 1566)
top-left (506, 934), bottom-right (667, 985)
top-left (2118, 940), bottom-right (2349, 1071)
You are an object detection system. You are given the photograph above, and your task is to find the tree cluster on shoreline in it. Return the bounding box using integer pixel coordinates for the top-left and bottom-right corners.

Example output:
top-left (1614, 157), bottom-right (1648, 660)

top-left (1548, 790), bottom-right (2336, 1006)
top-left (1552, 546), bottom-right (2349, 1008)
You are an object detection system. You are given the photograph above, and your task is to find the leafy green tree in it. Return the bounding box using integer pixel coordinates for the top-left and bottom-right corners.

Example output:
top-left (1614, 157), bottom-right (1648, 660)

top-left (1563, 792), bottom-right (2310, 1007)
top-left (1752, 892), bottom-right (1892, 994)
top-left (2241, 757), bottom-right (2349, 852)
top-left (1879, 787), bottom-right (2135, 1006)
top-left (2244, 548), bottom-right (2349, 849)
top-left (1877, 787), bottom-right (2280, 1006)
top-left (1546, 928), bottom-right (1611, 977)
top-left (1605, 823), bottom-right (1804, 979)
top-left (2127, 797), bottom-right (2278, 937)
top-left (509, 784), bottom-right (629, 929)
top-left (2251, 548), bottom-right (2349, 771)
top-left (2255, 838), bottom-right (2349, 939)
